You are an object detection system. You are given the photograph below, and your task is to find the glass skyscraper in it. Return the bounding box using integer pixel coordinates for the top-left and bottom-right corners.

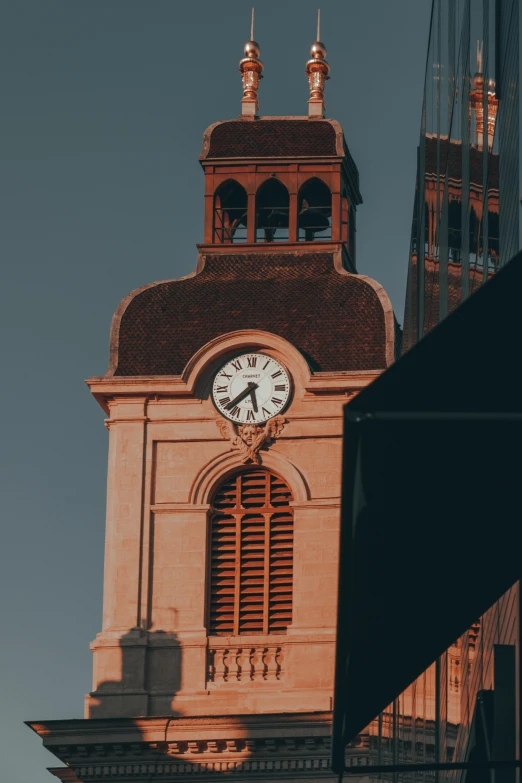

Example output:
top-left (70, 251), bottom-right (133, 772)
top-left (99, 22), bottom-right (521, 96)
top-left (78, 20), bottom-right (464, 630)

top-left (345, 1), bottom-right (520, 779)
top-left (402, 0), bottom-right (519, 351)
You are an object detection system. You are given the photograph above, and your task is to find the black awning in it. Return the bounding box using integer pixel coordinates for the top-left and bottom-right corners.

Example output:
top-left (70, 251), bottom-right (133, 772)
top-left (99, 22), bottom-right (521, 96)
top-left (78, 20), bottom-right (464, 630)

top-left (332, 252), bottom-right (522, 773)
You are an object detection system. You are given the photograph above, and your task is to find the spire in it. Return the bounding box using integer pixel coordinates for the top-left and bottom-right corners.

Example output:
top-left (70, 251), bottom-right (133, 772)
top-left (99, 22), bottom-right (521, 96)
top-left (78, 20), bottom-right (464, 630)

top-left (239, 8), bottom-right (263, 118)
top-left (306, 9), bottom-right (330, 118)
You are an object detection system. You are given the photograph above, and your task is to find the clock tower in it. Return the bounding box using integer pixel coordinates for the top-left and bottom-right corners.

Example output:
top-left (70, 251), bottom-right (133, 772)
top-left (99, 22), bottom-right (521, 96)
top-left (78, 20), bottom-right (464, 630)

top-left (29, 26), bottom-right (398, 783)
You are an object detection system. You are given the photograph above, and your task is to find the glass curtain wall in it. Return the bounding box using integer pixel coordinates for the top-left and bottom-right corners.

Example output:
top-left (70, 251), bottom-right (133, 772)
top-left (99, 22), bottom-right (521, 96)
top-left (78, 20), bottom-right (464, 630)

top-left (347, 585), bottom-right (518, 783)
top-left (345, 0), bottom-right (519, 780)
top-left (402, 0), bottom-right (519, 352)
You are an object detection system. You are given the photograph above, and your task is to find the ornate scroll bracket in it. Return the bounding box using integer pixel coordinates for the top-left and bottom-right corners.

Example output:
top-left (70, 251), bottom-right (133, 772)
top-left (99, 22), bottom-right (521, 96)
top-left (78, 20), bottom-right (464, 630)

top-left (216, 416), bottom-right (286, 465)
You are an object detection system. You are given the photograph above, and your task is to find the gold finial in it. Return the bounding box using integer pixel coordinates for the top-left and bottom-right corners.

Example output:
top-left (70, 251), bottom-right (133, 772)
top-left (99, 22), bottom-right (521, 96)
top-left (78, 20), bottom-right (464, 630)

top-left (239, 7), bottom-right (263, 118)
top-left (306, 9), bottom-right (330, 118)
top-left (470, 39), bottom-right (498, 150)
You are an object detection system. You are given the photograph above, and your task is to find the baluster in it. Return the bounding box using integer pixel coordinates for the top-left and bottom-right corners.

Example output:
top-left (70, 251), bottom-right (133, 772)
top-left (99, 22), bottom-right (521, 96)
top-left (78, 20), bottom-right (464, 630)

top-left (250, 647), bottom-right (263, 681)
top-left (207, 648), bottom-right (216, 683)
top-left (229, 648), bottom-right (241, 681)
top-left (275, 647), bottom-right (283, 680)
top-left (236, 648), bottom-right (244, 682)
top-left (263, 647), bottom-right (278, 681)
top-left (214, 648), bottom-right (227, 682)
top-left (222, 648), bottom-right (231, 682)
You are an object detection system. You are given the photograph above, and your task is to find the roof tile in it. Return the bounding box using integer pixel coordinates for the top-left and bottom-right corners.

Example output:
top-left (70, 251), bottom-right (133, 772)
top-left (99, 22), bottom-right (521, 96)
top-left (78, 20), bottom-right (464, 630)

top-left (113, 252), bottom-right (390, 376)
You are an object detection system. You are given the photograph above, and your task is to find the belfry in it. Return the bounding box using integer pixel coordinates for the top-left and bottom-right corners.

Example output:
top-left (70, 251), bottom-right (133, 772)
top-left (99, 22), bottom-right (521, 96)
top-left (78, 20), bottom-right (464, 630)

top-left (29, 16), bottom-right (399, 782)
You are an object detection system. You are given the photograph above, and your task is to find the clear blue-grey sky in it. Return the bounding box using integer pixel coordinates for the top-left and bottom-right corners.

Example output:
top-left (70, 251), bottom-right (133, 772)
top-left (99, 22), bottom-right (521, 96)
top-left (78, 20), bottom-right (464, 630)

top-left (0, 1), bottom-right (431, 779)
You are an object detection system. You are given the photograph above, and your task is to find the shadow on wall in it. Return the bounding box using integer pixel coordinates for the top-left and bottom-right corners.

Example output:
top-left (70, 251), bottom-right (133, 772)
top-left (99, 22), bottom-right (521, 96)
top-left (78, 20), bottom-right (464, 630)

top-left (43, 617), bottom-right (338, 781)
top-left (83, 625), bottom-right (256, 780)
top-left (88, 621), bottom-right (183, 719)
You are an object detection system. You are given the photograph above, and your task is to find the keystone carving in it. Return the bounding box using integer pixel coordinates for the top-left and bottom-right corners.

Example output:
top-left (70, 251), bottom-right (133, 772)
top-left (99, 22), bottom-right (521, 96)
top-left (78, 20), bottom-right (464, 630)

top-left (216, 416), bottom-right (286, 464)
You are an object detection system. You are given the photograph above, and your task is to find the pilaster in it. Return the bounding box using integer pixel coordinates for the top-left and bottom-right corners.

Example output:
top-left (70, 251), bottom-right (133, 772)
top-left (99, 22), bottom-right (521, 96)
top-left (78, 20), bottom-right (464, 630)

top-left (102, 398), bottom-right (148, 632)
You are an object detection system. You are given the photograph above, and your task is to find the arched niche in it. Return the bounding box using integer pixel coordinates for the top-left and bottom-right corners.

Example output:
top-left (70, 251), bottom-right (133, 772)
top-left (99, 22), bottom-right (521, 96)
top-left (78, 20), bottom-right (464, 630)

top-left (213, 179), bottom-right (248, 244)
top-left (298, 178), bottom-right (332, 242)
top-left (256, 179), bottom-right (290, 243)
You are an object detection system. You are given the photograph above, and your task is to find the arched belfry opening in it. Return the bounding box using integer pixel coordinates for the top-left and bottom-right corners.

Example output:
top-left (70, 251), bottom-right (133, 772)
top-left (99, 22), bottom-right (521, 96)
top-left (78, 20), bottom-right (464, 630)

top-left (298, 177), bottom-right (332, 241)
top-left (256, 179), bottom-right (290, 243)
top-left (213, 179), bottom-right (248, 244)
top-left (208, 468), bottom-right (294, 636)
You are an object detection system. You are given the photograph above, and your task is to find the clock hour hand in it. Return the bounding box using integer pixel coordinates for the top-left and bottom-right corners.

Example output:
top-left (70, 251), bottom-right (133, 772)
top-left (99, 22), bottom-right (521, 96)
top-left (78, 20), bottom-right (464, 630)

top-left (225, 382), bottom-right (258, 410)
top-left (249, 387), bottom-right (258, 412)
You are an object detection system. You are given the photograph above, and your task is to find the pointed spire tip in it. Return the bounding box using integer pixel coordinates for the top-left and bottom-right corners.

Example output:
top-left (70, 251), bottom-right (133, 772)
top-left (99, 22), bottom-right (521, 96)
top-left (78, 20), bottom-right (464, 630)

top-left (239, 8), bottom-right (263, 117)
top-left (306, 10), bottom-right (329, 118)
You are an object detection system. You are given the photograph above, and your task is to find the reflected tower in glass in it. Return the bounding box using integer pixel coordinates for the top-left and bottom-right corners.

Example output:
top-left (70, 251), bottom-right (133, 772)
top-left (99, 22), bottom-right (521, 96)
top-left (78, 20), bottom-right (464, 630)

top-left (402, 0), bottom-right (519, 352)
top-left (345, 1), bottom-right (520, 780)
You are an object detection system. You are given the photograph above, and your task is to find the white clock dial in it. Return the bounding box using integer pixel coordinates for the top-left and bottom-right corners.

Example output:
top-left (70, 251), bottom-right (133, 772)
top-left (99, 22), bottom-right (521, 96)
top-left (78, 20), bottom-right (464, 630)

top-left (212, 353), bottom-right (291, 424)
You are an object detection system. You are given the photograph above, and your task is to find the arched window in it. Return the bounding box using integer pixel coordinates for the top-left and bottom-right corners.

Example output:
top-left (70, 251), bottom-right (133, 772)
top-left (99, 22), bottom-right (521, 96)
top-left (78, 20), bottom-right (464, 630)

top-left (209, 469), bottom-right (294, 636)
top-left (256, 179), bottom-right (289, 242)
top-left (298, 178), bottom-right (332, 241)
top-left (213, 180), bottom-right (248, 244)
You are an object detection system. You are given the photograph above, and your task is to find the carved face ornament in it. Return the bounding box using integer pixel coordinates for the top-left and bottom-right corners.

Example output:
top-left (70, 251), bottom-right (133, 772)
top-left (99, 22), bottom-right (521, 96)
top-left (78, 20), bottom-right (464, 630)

top-left (239, 423), bottom-right (258, 446)
top-left (216, 416), bottom-right (286, 465)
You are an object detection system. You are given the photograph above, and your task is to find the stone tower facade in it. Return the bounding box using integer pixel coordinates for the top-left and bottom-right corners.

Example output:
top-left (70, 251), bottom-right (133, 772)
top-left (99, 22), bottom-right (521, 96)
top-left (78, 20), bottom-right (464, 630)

top-left (29, 33), bottom-right (397, 783)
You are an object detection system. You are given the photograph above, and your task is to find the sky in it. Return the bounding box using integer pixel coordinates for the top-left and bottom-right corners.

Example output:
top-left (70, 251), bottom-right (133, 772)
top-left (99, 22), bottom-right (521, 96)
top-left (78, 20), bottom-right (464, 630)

top-left (0, 1), bottom-right (432, 780)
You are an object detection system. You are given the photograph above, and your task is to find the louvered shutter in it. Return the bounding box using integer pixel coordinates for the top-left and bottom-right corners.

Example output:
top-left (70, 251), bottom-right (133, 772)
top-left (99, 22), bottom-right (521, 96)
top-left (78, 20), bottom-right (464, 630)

top-left (209, 470), bottom-right (294, 636)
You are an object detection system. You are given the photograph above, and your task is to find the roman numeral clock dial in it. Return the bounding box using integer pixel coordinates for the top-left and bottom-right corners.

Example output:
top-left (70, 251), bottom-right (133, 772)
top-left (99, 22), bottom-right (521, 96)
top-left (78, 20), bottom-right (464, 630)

top-left (212, 353), bottom-right (291, 424)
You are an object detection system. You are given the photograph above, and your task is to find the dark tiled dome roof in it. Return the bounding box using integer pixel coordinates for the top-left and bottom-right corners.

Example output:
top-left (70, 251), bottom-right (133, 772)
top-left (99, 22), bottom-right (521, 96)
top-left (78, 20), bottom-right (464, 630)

top-left (110, 252), bottom-right (393, 376)
top-left (204, 119), bottom-right (338, 159)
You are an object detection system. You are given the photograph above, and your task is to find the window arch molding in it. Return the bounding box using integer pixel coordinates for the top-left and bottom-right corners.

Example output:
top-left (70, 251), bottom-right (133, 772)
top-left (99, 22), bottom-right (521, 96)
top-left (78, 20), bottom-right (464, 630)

top-left (182, 330), bottom-right (312, 394)
top-left (189, 448), bottom-right (309, 506)
top-left (298, 175), bottom-right (331, 195)
top-left (207, 466), bottom-right (294, 636)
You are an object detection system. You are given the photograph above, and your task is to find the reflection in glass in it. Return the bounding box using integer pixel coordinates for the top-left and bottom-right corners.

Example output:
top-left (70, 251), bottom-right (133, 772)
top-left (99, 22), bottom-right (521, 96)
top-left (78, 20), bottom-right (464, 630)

top-left (370, 1), bottom-right (520, 781)
top-left (402, 0), bottom-right (517, 353)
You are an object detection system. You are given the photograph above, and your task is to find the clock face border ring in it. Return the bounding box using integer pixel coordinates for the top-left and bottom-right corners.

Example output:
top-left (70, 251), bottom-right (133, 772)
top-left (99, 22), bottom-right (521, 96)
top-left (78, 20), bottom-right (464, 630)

top-left (211, 351), bottom-right (292, 425)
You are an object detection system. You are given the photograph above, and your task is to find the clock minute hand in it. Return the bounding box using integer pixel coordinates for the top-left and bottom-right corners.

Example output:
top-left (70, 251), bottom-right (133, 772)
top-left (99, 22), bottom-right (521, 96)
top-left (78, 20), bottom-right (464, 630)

top-left (225, 382), bottom-right (258, 410)
top-left (249, 387), bottom-right (258, 412)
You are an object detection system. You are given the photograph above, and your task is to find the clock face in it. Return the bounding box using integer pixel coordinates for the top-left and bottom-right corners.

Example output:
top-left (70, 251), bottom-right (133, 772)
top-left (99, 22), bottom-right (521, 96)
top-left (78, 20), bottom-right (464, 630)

top-left (212, 353), bottom-right (291, 424)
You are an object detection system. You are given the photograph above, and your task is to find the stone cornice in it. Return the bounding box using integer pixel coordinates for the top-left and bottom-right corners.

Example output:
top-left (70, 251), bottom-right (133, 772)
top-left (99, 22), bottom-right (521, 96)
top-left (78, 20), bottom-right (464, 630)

top-left (46, 739), bottom-right (338, 781)
top-left (87, 369), bottom-right (380, 414)
top-left (53, 754), bottom-right (340, 780)
top-left (28, 711), bottom-right (332, 744)
top-left (30, 714), bottom-right (346, 781)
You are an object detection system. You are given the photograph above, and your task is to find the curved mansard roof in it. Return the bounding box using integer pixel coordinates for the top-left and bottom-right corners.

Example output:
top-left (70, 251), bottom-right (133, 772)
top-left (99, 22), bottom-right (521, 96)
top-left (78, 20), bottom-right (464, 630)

top-left (107, 251), bottom-right (396, 377)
